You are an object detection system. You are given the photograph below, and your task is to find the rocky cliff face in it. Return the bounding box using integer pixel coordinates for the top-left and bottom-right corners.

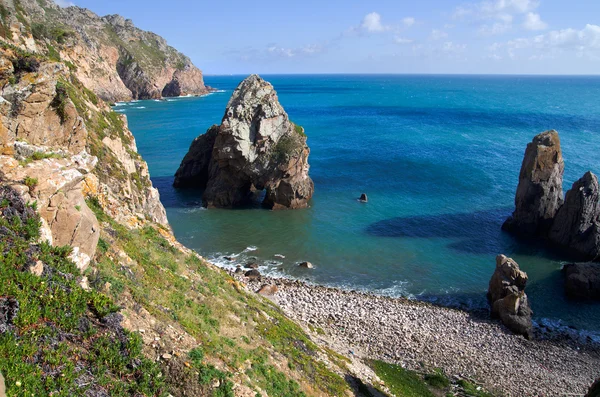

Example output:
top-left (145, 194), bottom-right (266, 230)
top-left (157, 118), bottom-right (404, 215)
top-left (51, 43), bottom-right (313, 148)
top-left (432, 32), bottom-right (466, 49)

top-left (563, 263), bottom-right (600, 300)
top-left (503, 130), bottom-right (564, 237)
top-left (549, 172), bottom-right (600, 259)
top-left (174, 74), bottom-right (314, 209)
top-left (0, 0), bottom-right (210, 102)
top-left (488, 255), bottom-right (533, 338)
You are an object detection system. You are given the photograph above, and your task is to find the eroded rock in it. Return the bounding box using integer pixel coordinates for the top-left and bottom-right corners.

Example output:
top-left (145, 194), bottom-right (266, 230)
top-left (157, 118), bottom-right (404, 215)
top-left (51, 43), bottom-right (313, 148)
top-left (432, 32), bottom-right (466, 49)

top-left (174, 75), bottom-right (314, 209)
top-left (488, 255), bottom-right (533, 338)
top-left (563, 263), bottom-right (600, 300)
top-left (503, 130), bottom-right (564, 237)
top-left (549, 171), bottom-right (600, 260)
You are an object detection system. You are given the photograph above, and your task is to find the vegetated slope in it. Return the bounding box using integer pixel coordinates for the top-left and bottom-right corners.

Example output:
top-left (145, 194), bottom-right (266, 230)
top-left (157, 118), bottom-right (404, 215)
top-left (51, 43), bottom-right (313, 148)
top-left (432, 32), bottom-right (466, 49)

top-left (0, 0), bottom-right (210, 102)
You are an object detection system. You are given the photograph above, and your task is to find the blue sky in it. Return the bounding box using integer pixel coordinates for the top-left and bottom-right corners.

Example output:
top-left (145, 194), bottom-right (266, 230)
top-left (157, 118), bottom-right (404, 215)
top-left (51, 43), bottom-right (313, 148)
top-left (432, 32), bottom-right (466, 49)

top-left (62, 0), bottom-right (600, 75)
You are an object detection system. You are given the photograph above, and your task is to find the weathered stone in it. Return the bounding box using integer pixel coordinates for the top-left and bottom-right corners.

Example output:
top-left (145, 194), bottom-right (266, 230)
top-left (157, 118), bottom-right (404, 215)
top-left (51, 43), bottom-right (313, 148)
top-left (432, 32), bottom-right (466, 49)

top-left (488, 255), bottom-right (533, 339)
top-left (257, 285), bottom-right (278, 296)
top-left (549, 172), bottom-right (600, 260)
top-left (563, 263), bottom-right (600, 300)
top-left (586, 378), bottom-right (600, 397)
top-left (503, 130), bottom-right (564, 237)
top-left (29, 260), bottom-right (44, 276)
top-left (245, 269), bottom-right (261, 280)
top-left (0, 371), bottom-right (4, 397)
top-left (174, 75), bottom-right (314, 209)
top-left (298, 261), bottom-right (314, 269)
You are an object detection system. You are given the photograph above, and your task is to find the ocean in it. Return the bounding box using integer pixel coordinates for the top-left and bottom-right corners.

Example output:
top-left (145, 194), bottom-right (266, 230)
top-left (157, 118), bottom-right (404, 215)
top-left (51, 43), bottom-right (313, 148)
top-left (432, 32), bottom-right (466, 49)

top-left (115, 74), bottom-right (600, 334)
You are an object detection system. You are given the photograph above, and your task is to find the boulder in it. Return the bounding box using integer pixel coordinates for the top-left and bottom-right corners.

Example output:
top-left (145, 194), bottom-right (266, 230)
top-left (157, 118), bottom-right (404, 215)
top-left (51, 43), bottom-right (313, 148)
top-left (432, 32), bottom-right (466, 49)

top-left (563, 263), bottom-right (600, 300)
top-left (586, 378), bottom-right (600, 397)
top-left (488, 255), bottom-right (533, 339)
top-left (503, 130), bottom-right (564, 237)
top-left (549, 172), bottom-right (600, 260)
top-left (298, 261), bottom-right (314, 269)
top-left (245, 262), bottom-right (259, 269)
top-left (244, 269), bottom-right (261, 281)
top-left (257, 285), bottom-right (278, 296)
top-left (174, 75), bottom-right (314, 209)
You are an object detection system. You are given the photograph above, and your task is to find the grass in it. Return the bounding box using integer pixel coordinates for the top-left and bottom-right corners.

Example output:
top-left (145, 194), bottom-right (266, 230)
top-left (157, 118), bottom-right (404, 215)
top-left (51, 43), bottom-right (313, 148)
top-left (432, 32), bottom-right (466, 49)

top-left (23, 176), bottom-right (38, 190)
top-left (457, 379), bottom-right (495, 397)
top-left (293, 123), bottom-right (307, 137)
top-left (425, 369), bottom-right (451, 389)
top-left (19, 151), bottom-right (65, 166)
top-left (0, 188), bottom-right (168, 396)
top-left (369, 360), bottom-right (436, 397)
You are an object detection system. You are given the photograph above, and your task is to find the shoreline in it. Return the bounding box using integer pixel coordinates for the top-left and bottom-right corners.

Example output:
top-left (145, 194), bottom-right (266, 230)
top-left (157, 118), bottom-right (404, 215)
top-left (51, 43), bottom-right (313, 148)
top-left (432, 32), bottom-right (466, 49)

top-left (228, 269), bottom-right (600, 396)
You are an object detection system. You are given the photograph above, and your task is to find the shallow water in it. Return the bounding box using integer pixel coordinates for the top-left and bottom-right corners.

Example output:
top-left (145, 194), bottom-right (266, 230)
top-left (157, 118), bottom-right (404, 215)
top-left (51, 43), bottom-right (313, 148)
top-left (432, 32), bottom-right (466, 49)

top-left (118, 74), bottom-right (600, 332)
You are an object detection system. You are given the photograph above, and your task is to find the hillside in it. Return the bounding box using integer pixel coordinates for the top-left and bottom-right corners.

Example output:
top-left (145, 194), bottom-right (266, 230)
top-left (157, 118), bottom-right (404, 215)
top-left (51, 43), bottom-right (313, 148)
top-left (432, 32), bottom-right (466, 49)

top-left (0, 0), bottom-right (210, 101)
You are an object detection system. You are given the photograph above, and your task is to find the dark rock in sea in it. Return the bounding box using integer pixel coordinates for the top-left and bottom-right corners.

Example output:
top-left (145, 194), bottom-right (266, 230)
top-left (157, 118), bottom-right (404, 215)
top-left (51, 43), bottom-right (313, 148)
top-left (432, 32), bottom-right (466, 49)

top-left (245, 269), bottom-right (261, 280)
top-left (359, 193), bottom-right (368, 202)
top-left (488, 255), bottom-right (533, 339)
top-left (245, 262), bottom-right (259, 269)
top-left (234, 267), bottom-right (243, 274)
top-left (563, 263), bottom-right (600, 300)
top-left (298, 261), bottom-right (314, 269)
top-left (549, 172), bottom-right (600, 260)
top-left (173, 74), bottom-right (314, 209)
top-left (586, 378), bottom-right (600, 397)
top-left (173, 126), bottom-right (218, 188)
top-left (503, 130), bottom-right (564, 237)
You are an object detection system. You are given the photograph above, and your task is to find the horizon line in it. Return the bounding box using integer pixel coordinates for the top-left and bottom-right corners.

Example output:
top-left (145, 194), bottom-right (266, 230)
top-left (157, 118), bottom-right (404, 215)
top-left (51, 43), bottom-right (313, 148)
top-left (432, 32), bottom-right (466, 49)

top-left (203, 72), bottom-right (600, 77)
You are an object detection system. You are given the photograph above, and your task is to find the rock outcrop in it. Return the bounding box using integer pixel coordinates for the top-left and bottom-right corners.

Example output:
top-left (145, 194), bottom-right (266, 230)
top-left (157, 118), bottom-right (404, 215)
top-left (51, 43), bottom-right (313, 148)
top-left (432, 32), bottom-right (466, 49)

top-left (174, 75), bottom-right (314, 209)
top-left (587, 378), bottom-right (600, 397)
top-left (563, 263), bottom-right (600, 300)
top-left (0, 0), bottom-right (210, 102)
top-left (549, 172), bottom-right (600, 259)
top-left (503, 130), bottom-right (564, 237)
top-left (488, 255), bottom-right (533, 339)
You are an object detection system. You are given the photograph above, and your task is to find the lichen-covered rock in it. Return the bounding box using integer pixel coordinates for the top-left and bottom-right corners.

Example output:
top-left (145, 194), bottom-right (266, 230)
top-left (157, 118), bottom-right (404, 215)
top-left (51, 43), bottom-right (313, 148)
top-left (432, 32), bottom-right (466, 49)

top-left (174, 75), bottom-right (314, 209)
top-left (488, 255), bottom-right (533, 339)
top-left (503, 130), bottom-right (564, 237)
top-left (563, 263), bottom-right (600, 301)
top-left (549, 172), bottom-right (600, 260)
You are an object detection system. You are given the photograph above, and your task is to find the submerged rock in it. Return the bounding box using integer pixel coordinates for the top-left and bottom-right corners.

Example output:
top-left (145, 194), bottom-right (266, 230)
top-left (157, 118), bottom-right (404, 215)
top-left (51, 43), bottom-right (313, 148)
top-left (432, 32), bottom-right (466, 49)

top-left (503, 130), bottom-right (564, 237)
top-left (549, 172), bottom-right (600, 260)
top-left (488, 255), bottom-right (533, 339)
top-left (359, 193), bottom-right (368, 202)
top-left (563, 263), bottom-right (600, 300)
top-left (173, 75), bottom-right (314, 209)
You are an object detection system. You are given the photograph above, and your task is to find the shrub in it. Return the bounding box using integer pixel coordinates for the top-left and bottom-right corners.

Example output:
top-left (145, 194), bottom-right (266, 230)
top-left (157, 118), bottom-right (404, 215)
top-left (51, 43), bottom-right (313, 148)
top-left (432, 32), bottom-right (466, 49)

top-left (31, 22), bottom-right (49, 40)
top-left (24, 176), bottom-right (38, 190)
top-left (271, 135), bottom-right (302, 164)
top-left (50, 82), bottom-right (68, 123)
top-left (12, 55), bottom-right (40, 74)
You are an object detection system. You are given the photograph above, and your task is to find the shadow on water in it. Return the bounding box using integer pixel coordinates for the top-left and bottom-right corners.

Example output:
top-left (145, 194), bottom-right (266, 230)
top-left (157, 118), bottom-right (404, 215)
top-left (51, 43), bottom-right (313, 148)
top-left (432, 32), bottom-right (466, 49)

top-left (365, 208), bottom-right (557, 256)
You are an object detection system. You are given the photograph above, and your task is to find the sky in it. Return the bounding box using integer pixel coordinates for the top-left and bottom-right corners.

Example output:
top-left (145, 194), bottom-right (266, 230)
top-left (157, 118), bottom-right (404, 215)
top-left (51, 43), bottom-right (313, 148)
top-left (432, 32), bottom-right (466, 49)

top-left (60, 0), bottom-right (600, 75)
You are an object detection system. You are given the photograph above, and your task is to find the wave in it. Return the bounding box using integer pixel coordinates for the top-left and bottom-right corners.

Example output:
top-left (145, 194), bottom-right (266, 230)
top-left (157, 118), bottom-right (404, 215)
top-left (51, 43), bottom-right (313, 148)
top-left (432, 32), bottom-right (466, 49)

top-left (133, 106), bottom-right (146, 109)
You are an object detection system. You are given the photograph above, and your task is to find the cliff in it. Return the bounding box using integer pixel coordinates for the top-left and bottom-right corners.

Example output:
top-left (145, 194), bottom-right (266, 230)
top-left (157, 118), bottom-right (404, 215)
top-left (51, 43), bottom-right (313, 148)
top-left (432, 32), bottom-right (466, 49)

top-left (0, 0), bottom-right (210, 102)
top-left (174, 74), bottom-right (315, 209)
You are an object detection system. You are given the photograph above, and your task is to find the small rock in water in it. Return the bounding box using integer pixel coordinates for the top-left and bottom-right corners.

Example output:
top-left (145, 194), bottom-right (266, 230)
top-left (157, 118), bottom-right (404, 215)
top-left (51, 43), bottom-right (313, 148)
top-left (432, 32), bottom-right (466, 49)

top-left (234, 268), bottom-right (243, 274)
top-left (257, 285), bottom-right (278, 296)
top-left (245, 262), bottom-right (259, 269)
top-left (245, 269), bottom-right (261, 280)
top-left (298, 261), bottom-right (314, 269)
top-left (359, 193), bottom-right (368, 202)
top-left (224, 256), bottom-right (235, 261)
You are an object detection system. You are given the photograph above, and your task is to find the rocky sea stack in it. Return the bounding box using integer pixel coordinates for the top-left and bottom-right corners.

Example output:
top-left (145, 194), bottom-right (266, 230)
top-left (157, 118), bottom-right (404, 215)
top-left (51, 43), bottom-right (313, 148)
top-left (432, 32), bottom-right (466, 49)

top-left (502, 130), bottom-right (564, 237)
top-left (487, 255), bottom-right (533, 338)
top-left (174, 74), bottom-right (314, 209)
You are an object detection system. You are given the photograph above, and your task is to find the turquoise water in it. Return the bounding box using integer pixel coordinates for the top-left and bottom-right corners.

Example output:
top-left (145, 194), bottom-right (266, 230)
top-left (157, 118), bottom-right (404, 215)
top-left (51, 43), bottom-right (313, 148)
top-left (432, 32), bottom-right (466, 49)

top-left (117, 75), bottom-right (600, 333)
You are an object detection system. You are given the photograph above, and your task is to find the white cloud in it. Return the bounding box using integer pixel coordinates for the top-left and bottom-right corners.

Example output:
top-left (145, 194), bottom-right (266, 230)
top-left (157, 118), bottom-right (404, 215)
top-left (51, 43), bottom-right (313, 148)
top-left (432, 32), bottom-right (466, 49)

top-left (430, 29), bottom-right (448, 40)
top-left (492, 24), bottom-right (600, 59)
top-left (362, 12), bottom-right (387, 33)
top-left (523, 12), bottom-right (548, 31)
top-left (394, 36), bottom-right (413, 44)
top-left (402, 17), bottom-right (416, 28)
top-left (442, 41), bottom-right (467, 53)
top-left (479, 22), bottom-right (512, 36)
top-left (55, 0), bottom-right (75, 6)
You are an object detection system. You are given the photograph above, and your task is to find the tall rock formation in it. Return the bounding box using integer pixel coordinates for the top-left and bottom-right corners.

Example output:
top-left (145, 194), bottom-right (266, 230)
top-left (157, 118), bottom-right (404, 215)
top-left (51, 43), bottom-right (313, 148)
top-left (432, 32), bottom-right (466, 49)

top-left (174, 75), bottom-right (314, 209)
top-left (563, 263), bottom-right (600, 300)
top-left (549, 172), bottom-right (600, 260)
top-left (503, 130), bottom-right (564, 237)
top-left (0, 0), bottom-right (210, 102)
top-left (488, 255), bottom-right (533, 339)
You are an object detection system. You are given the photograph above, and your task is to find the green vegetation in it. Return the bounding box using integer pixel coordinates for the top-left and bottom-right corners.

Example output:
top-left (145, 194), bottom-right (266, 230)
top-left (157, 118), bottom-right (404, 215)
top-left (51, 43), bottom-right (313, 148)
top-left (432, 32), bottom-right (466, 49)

top-left (425, 369), bottom-right (451, 389)
top-left (457, 379), bottom-right (495, 397)
top-left (31, 21), bottom-right (74, 44)
top-left (46, 43), bottom-right (60, 61)
top-left (293, 123), bottom-right (307, 137)
top-left (50, 81), bottom-right (69, 124)
top-left (271, 134), bottom-right (303, 164)
top-left (23, 176), bottom-right (38, 190)
top-left (0, 189), bottom-right (167, 396)
top-left (19, 151), bottom-right (65, 166)
top-left (369, 360), bottom-right (436, 397)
